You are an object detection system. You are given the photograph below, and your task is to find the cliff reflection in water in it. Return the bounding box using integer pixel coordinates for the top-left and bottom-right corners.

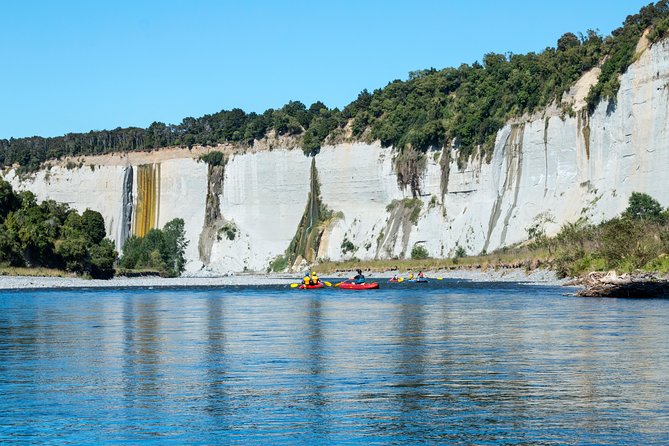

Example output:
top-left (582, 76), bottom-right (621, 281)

top-left (0, 282), bottom-right (668, 444)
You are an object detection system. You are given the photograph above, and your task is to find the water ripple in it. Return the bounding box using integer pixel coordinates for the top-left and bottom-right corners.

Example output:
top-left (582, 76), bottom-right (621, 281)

top-left (0, 281), bottom-right (668, 444)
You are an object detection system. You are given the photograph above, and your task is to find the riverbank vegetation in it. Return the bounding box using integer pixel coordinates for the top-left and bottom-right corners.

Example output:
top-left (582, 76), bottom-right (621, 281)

top-left (0, 179), bottom-right (117, 278)
top-left (318, 193), bottom-right (669, 279)
top-left (2, 2), bottom-right (668, 172)
top-left (119, 218), bottom-right (188, 277)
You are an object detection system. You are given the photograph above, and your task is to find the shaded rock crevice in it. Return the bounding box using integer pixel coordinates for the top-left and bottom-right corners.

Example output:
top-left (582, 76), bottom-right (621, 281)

top-left (198, 160), bottom-right (226, 264)
top-left (285, 158), bottom-right (338, 269)
top-left (483, 123), bottom-right (525, 252)
top-left (118, 165), bottom-right (134, 252)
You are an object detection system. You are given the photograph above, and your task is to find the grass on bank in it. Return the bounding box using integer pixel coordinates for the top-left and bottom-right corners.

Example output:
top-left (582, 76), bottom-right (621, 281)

top-left (317, 193), bottom-right (669, 278)
top-left (0, 266), bottom-right (76, 278)
top-left (316, 245), bottom-right (552, 275)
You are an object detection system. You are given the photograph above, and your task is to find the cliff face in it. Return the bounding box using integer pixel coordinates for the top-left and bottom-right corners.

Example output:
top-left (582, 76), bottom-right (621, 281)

top-left (4, 38), bottom-right (669, 274)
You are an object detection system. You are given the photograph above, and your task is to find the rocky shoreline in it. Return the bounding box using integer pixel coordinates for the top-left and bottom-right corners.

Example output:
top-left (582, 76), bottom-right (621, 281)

top-left (572, 271), bottom-right (669, 298)
top-left (0, 268), bottom-right (568, 290)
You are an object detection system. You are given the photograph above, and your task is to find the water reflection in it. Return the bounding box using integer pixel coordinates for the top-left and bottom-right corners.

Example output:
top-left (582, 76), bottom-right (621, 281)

top-left (0, 284), bottom-right (668, 444)
top-left (204, 294), bottom-right (228, 419)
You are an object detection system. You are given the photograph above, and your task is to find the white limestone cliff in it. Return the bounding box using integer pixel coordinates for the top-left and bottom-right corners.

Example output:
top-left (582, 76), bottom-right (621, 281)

top-left (4, 37), bottom-right (669, 274)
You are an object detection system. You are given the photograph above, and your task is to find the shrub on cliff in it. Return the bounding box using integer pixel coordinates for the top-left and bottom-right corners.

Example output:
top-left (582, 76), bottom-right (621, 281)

top-left (411, 245), bottom-right (429, 260)
top-left (199, 151), bottom-right (226, 166)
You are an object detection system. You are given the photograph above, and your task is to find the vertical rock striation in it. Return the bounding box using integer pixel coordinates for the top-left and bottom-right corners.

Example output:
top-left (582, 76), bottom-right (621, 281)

top-left (117, 165), bottom-right (133, 253)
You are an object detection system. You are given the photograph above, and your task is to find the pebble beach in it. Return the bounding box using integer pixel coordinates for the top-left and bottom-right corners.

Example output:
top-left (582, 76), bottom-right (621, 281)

top-left (0, 268), bottom-right (568, 290)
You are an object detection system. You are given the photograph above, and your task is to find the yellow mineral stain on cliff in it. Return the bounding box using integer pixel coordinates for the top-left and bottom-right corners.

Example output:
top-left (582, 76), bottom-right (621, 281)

top-left (133, 164), bottom-right (161, 237)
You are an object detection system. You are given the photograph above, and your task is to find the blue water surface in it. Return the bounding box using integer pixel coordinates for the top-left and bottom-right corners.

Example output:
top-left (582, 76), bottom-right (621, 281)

top-left (1, 280), bottom-right (668, 444)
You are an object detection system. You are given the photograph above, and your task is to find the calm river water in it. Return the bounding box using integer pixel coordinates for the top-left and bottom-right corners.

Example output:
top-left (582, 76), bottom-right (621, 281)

top-left (1, 280), bottom-right (668, 444)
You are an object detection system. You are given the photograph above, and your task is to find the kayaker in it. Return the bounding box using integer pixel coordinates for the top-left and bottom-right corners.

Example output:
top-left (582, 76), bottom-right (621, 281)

top-left (408, 272), bottom-right (414, 280)
top-left (418, 271), bottom-right (424, 278)
top-left (353, 269), bottom-right (365, 284)
top-left (391, 274), bottom-right (398, 282)
top-left (303, 272), bottom-right (312, 286)
top-left (311, 271), bottom-right (320, 284)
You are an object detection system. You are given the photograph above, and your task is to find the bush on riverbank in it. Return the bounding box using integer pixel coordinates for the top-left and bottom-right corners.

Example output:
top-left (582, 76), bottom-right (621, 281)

top-left (0, 179), bottom-right (117, 278)
top-left (119, 218), bottom-right (188, 277)
top-left (532, 193), bottom-right (669, 277)
top-left (317, 193), bottom-right (669, 279)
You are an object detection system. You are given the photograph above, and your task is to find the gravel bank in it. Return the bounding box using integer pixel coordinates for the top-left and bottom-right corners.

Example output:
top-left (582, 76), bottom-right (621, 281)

top-left (0, 268), bottom-right (568, 290)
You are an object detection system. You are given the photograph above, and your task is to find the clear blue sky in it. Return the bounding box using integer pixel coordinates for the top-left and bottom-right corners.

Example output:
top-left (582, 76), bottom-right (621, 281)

top-left (0, 0), bottom-right (652, 139)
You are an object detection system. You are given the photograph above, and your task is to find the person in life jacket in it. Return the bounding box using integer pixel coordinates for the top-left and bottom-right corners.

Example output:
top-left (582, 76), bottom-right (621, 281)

top-left (418, 271), bottom-right (424, 278)
top-left (408, 271), bottom-right (414, 280)
top-left (391, 274), bottom-right (399, 282)
top-left (303, 272), bottom-right (312, 286)
top-left (353, 269), bottom-right (365, 283)
top-left (310, 271), bottom-right (319, 284)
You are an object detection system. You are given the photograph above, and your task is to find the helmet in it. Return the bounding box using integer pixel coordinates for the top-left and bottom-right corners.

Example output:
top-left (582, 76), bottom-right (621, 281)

top-left (304, 272), bottom-right (309, 276)
top-left (311, 271), bottom-right (317, 275)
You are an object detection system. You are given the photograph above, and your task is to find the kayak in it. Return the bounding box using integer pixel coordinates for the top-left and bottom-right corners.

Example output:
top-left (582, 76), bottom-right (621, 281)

top-left (299, 282), bottom-right (325, 289)
top-left (389, 278), bottom-right (428, 283)
top-left (339, 282), bottom-right (379, 290)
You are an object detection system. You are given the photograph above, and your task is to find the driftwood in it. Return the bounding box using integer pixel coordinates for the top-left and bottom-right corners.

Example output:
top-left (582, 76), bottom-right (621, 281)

top-left (575, 271), bottom-right (669, 298)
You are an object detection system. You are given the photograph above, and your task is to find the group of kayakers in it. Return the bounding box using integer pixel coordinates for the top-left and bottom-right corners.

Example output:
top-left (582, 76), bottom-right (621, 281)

top-left (303, 269), bottom-right (367, 286)
top-left (391, 271), bottom-right (425, 282)
top-left (303, 269), bottom-right (428, 285)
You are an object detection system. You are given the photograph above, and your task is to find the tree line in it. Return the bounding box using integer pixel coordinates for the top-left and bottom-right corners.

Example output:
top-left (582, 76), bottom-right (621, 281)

top-left (0, 178), bottom-right (116, 278)
top-left (0, 178), bottom-right (188, 278)
top-left (1, 2), bottom-right (668, 171)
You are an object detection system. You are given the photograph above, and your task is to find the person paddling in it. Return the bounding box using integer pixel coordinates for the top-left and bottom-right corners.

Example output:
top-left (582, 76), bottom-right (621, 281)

top-left (408, 271), bottom-right (414, 280)
top-left (303, 272), bottom-right (312, 286)
top-left (418, 271), bottom-right (424, 279)
top-left (310, 271), bottom-right (320, 284)
top-left (353, 269), bottom-right (365, 284)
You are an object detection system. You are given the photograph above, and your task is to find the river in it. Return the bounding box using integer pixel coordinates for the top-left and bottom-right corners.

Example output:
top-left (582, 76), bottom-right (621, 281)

top-left (1, 280), bottom-right (668, 444)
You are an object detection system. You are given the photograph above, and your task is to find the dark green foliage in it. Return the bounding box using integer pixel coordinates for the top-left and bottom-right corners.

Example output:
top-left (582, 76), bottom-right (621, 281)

top-left (199, 151), bottom-right (226, 166)
top-left (218, 222), bottom-right (237, 241)
top-left (81, 209), bottom-right (106, 244)
top-left (120, 218), bottom-right (188, 277)
top-left (0, 179), bottom-right (20, 221)
top-left (1, 3), bottom-right (668, 169)
top-left (411, 245), bottom-right (429, 260)
top-left (544, 192), bottom-right (669, 276)
top-left (0, 181), bottom-right (116, 277)
top-left (587, 1), bottom-right (669, 110)
top-left (623, 192), bottom-right (665, 222)
top-left (341, 238), bottom-right (356, 255)
top-left (454, 244), bottom-right (467, 259)
top-left (269, 255), bottom-right (289, 273)
top-left (0, 100), bottom-right (342, 170)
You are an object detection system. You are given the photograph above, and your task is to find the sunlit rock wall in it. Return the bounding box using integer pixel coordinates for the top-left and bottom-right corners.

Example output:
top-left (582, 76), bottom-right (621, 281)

top-left (4, 37), bottom-right (669, 274)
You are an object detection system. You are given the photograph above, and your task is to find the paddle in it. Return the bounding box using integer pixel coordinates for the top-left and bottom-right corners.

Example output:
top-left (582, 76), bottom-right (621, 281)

top-left (334, 278), bottom-right (354, 287)
top-left (291, 281), bottom-right (331, 288)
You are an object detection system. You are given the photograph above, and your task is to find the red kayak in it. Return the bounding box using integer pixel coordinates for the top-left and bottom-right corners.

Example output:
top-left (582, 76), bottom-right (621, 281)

top-left (338, 282), bottom-right (379, 290)
top-left (299, 282), bottom-right (325, 289)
